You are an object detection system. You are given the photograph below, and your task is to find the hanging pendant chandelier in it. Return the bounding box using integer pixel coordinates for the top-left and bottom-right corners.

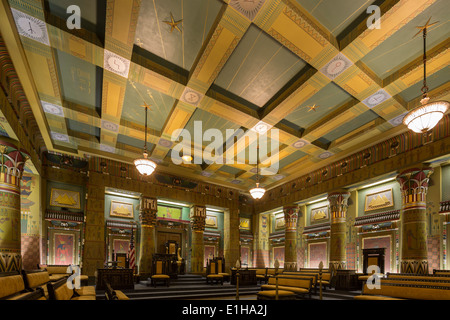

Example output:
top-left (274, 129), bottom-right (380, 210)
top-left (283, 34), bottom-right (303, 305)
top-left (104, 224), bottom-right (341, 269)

top-left (134, 103), bottom-right (157, 176)
top-left (403, 18), bottom-right (449, 134)
top-left (249, 146), bottom-right (265, 200)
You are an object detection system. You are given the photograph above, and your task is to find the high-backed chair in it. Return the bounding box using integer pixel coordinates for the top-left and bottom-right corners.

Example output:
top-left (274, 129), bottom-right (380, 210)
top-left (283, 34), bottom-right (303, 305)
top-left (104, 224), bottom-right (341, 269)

top-left (206, 261), bottom-right (223, 285)
top-left (150, 259), bottom-right (170, 287)
top-left (216, 258), bottom-right (229, 282)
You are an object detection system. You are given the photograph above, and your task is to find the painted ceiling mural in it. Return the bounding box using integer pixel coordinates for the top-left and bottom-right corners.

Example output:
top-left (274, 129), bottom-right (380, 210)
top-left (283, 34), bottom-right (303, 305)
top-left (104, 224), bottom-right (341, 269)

top-left (1, 0), bottom-right (449, 194)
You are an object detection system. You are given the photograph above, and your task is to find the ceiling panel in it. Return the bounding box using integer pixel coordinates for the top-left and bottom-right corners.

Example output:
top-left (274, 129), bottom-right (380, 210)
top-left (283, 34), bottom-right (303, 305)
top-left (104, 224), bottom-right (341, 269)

top-left (214, 24), bottom-right (307, 107)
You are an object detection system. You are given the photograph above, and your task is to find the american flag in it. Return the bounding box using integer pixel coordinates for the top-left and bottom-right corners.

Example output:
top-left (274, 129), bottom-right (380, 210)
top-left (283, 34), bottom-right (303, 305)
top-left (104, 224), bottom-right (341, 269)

top-left (128, 228), bottom-right (136, 273)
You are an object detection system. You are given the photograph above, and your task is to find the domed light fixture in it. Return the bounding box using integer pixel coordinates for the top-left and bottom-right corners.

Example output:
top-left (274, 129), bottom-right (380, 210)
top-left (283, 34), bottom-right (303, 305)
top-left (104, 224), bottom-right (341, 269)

top-left (134, 103), bottom-right (157, 175)
top-left (249, 146), bottom-right (265, 200)
top-left (403, 18), bottom-right (449, 133)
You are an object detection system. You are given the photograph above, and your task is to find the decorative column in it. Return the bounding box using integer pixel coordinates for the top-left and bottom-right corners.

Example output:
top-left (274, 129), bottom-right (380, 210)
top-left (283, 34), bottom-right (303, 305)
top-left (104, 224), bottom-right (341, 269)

top-left (0, 139), bottom-right (27, 272)
top-left (138, 196), bottom-right (157, 278)
top-left (224, 207), bottom-right (240, 271)
top-left (328, 191), bottom-right (351, 272)
top-left (397, 167), bottom-right (433, 274)
top-left (190, 205), bottom-right (206, 274)
top-left (283, 205), bottom-right (299, 271)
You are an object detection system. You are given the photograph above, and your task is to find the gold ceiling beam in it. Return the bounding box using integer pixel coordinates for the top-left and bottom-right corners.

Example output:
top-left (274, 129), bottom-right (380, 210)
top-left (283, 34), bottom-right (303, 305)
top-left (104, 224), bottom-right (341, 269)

top-left (0, 0), bottom-right (54, 151)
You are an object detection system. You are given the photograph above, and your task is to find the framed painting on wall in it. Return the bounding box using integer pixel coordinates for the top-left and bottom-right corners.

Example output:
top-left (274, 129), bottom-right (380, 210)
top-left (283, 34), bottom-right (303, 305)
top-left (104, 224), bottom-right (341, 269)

top-left (364, 189), bottom-right (394, 212)
top-left (239, 218), bottom-right (251, 231)
top-left (48, 229), bottom-right (80, 266)
top-left (275, 216), bottom-right (285, 230)
top-left (205, 215), bottom-right (218, 228)
top-left (157, 206), bottom-right (182, 220)
top-left (54, 233), bottom-right (74, 265)
top-left (310, 206), bottom-right (329, 224)
top-left (50, 188), bottom-right (81, 209)
top-left (204, 245), bottom-right (216, 267)
top-left (241, 246), bottom-right (250, 267)
top-left (272, 247), bottom-right (284, 268)
top-left (113, 238), bottom-right (130, 255)
top-left (110, 201), bottom-right (134, 219)
top-left (308, 242), bottom-right (327, 268)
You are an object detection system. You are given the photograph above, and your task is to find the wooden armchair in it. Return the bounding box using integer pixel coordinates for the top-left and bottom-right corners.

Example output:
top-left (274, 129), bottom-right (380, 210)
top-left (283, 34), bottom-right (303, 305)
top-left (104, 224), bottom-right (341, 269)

top-left (206, 261), bottom-right (224, 285)
top-left (216, 258), bottom-right (229, 282)
top-left (150, 258), bottom-right (170, 287)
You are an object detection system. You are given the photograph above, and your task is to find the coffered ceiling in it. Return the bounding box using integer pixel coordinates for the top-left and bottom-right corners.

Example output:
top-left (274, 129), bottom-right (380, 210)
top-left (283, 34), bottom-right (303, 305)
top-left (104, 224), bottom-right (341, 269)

top-left (1, 0), bottom-right (449, 193)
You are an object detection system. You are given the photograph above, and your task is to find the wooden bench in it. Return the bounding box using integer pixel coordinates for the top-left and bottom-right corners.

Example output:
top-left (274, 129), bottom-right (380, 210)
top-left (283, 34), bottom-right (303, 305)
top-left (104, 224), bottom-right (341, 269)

top-left (248, 268), bottom-right (269, 284)
top-left (281, 272), bottom-right (318, 294)
top-left (296, 269), bottom-right (332, 289)
top-left (22, 270), bottom-right (53, 299)
top-left (261, 276), bottom-right (312, 299)
top-left (0, 271), bottom-right (46, 300)
top-left (257, 289), bottom-right (296, 300)
top-left (38, 264), bottom-right (89, 285)
top-left (433, 269), bottom-right (450, 276)
top-left (105, 282), bottom-right (130, 300)
top-left (47, 277), bottom-right (96, 300)
top-left (354, 281), bottom-right (450, 300)
top-left (386, 272), bottom-right (450, 280)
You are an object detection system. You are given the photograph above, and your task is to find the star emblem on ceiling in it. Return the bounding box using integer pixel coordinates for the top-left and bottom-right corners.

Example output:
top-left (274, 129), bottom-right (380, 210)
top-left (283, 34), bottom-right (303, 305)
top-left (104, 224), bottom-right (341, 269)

top-left (413, 17), bottom-right (439, 38)
top-left (163, 12), bottom-right (183, 33)
top-left (307, 104), bottom-right (318, 112)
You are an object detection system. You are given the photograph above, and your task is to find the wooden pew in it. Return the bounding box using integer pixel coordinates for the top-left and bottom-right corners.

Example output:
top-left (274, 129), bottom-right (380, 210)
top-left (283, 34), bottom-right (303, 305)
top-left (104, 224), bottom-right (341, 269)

top-left (297, 268), bottom-right (332, 289)
top-left (22, 270), bottom-right (52, 299)
top-left (248, 268), bottom-right (269, 284)
top-left (281, 272), bottom-right (318, 294)
top-left (38, 264), bottom-right (89, 285)
top-left (386, 272), bottom-right (450, 281)
top-left (0, 271), bottom-right (46, 300)
top-left (261, 276), bottom-right (313, 299)
top-left (105, 282), bottom-right (130, 300)
top-left (434, 269), bottom-right (450, 276)
top-left (354, 281), bottom-right (450, 300)
top-left (47, 277), bottom-right (96, 300)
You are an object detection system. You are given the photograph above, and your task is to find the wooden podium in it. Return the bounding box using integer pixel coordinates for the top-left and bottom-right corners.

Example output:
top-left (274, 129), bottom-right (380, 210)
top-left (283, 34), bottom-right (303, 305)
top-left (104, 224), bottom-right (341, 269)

top-left (96, 268), bottom-right (134, 290)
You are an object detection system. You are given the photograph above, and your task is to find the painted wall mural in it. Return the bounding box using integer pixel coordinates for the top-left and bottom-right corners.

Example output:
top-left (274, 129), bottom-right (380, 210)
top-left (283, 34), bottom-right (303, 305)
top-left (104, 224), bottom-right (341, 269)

top-left (311, 205), bottom-right (329, 224)
top-left (157, 206), bottom-right (182, 220)
top-left (110, 200), bottom-right (134, 219)
top-left (364, 189), bottom-right (394, 212)
top-left (241, 246), bottom-right (250, 267)
top-left (113, 239), bottom-right (130, 254)
top-left (309, 242), bottom-right (327, 268)
top-left (273, 246), bottom-right (285, 268)
top-left (204, 245), bottom-right (215, 267)
top-left (239, 218), bottom-right (251, 230)
top-left (20, 173), bottom-right (40, 270)
top-left (54, 233), bottom-right (74, 265)
top-left (50, 188), bottom-right (81, 209)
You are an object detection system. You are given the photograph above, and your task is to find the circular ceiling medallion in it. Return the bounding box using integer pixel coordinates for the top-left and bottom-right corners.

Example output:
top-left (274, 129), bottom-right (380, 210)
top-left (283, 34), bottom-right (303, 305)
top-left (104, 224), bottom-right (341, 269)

top-left (326, 59), bottom-right (347, 76)
top-left (107, 56), bottom-right (127, 73)
top-left (12, 9), bottom-right (50, 45)
top-left (318, 151), bottom-right (333, 159)
top-left (292, 139), bottom-right (308, 149)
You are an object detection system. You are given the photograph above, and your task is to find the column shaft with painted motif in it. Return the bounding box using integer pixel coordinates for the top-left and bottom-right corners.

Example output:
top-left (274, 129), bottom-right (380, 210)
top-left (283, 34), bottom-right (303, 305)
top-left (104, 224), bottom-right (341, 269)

top-left (0, 139), bottom-right (27, 272)
top-left (283, 205), bottom-right (298, 271)
top-left (397, 167), bottom-right (433, 274)
top-left (190, 205), bottom-right (206, 274)
top-left (139, 196), bottom-right (157, 278)
top-left (328, 191), bottom-right (350, 272)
